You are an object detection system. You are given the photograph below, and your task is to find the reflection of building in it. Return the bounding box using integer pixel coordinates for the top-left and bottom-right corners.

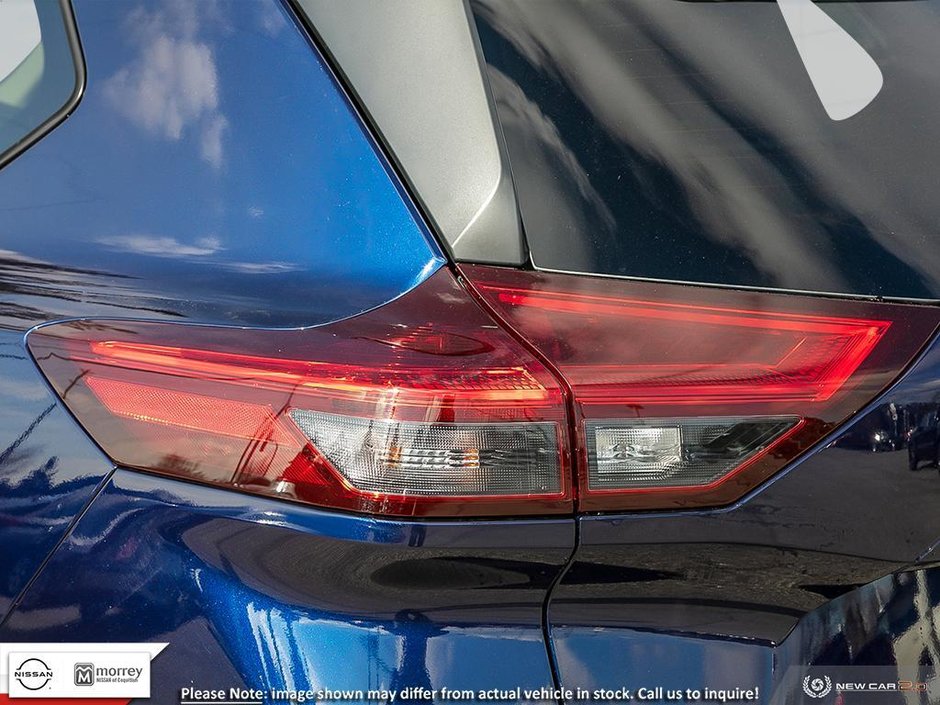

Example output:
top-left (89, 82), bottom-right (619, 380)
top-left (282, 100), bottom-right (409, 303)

top-left (0, 250), bottom-right (180, 331)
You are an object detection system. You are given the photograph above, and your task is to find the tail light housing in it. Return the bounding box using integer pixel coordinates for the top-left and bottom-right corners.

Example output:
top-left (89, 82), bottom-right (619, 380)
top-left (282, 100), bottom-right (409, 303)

top-left (29, 266), bottom-right (938, 516)
top-left (28, 269), bottom-right (571, 518)
top-left (463, 266), bottom-right (940, 511)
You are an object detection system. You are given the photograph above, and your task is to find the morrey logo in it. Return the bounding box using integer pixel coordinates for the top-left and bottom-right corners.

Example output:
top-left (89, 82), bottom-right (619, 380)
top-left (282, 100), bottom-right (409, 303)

top-left (803, 675), bottom-right (833, 699)
top-left (13, 657), bottom-right (53, 691)
top-left (74, 662), bottom-right (95, 686)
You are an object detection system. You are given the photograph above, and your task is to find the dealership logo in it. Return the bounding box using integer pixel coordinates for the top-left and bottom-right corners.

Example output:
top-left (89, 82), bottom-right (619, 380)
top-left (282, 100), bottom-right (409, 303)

top-left (802, 675), bottom-right (832, 699)
top-left (74, 662), bottom-right (95, 686)
top-left (12, 657), bottom-right (53, 691)
top-left (3, 645), bottom-right (165, 699)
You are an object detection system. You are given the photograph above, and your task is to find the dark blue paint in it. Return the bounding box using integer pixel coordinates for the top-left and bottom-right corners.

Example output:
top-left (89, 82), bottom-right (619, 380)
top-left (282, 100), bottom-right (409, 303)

top-left (550, 629), bottom-right (772, 702)
top-left (0, 0), bottom-right (443, 330)
top-left (0, 0), bottom-right (447, 666)
top-left (0, 471), bottom-right (574, 704)
top-left (774, 567), bottom-right (940, 694)
top-left (0, 330), bottom-right (114, 621)
top-left (550, 565), bottom-right (940, 704)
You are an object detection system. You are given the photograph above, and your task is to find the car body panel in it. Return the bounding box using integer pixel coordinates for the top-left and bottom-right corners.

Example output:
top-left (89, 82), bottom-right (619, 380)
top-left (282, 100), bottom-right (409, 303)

top-left (773, 566), bottom-right (940, 697)
top-left (0, 470), bottom-right (574, 704)
top-left (0, 0), bottom-right (444, 331)
top-left (550, 564), bottom-right (940, 704)
top-left (0, 330), bottom-right (114, 621)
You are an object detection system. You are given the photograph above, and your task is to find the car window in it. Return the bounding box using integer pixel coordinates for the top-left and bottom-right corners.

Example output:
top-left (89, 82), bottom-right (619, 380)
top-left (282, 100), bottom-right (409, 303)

top-left (0, 0), bottom-right (81, 167)
top-left (470, 0), bottom-right (940, 300)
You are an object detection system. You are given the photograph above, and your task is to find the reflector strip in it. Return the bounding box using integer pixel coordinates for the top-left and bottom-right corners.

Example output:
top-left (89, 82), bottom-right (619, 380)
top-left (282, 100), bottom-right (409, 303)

top-left (87, 377), bottom-right (299, 447)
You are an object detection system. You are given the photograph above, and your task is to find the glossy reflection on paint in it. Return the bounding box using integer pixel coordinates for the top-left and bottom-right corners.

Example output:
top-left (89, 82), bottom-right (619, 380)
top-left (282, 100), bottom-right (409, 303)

top-left (0, 471), bottom-right (574, 704)
top-left (0, 331), bottom-right (114, 620)
top-left (0, 0), bottom-right (443, 330)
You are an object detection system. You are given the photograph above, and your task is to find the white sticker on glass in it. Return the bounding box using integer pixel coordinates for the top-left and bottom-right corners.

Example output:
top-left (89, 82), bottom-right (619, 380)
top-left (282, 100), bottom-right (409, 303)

top-left (0, 0), bottom-right (41, 84)
top-left (777, 0), bottom-right (883, 121)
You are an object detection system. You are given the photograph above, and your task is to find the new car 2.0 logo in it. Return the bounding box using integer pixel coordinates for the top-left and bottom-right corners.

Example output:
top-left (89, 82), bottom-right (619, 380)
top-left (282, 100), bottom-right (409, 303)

top-left (803, 675), bottom-right (833, 699)
top-left (13, 658), bottom-right (53, 691)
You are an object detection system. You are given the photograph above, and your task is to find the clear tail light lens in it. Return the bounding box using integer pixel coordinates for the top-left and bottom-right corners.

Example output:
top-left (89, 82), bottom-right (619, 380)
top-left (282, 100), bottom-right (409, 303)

top-left (288, 410), bottom-right (560, 496)
top-left (463, 265), bottom-right (939, 511)
top-left (27, 269), bottom-right (572, 518)
top-left (586, 417), bottom-right (799, 490)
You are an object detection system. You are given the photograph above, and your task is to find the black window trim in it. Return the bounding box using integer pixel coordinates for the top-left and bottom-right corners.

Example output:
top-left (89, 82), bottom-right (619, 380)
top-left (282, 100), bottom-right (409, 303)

top-left (0, 0), bottom-right (85, 171)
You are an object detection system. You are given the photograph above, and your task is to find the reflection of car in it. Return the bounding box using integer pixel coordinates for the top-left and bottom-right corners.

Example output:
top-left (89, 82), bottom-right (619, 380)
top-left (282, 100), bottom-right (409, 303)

top-left (908, 409), bottom-right (940, 472)
top-left (837, 402), bottom-right (908, 452)
top-left (2, 1), bottom-right (940, 703)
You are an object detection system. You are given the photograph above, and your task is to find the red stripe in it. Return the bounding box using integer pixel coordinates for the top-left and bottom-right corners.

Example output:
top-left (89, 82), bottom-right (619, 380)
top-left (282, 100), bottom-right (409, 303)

top-left (0, 697), bottom-right (130, 704)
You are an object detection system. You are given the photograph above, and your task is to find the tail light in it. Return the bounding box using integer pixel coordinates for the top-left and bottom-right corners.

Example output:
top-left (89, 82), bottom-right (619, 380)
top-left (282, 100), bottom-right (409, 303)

top-left (28, 269), bottom-right (571, 518)
top-left (29, 266), bottom-right (937, 516)
top-left (463, 266), bottom-right (939, 511)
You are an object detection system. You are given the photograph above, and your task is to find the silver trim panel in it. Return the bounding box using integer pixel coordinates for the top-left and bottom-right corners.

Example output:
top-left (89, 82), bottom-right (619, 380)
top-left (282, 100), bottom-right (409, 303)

top-left (297, 0), bottom-right (526, 264)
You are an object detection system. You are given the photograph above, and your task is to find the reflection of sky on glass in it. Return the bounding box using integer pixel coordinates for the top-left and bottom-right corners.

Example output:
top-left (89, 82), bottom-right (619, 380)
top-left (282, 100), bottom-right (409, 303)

top-left (472, 0), bottom-right (940, 300)
top-left (0, 0), bottom-right (442, 326)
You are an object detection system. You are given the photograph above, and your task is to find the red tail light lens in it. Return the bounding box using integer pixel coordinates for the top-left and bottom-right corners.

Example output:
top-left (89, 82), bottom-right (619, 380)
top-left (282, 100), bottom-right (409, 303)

top-left (28, 269), bottom-right (572, 518)
top-left (464, 265), bottom-right (939, 511)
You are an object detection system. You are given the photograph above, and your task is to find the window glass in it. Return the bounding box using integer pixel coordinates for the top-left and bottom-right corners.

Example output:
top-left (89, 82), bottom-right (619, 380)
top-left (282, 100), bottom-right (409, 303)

top-left (0, 0), bottom-right (80, 164)
top-left (471, 0), bottom-right (940, 299)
